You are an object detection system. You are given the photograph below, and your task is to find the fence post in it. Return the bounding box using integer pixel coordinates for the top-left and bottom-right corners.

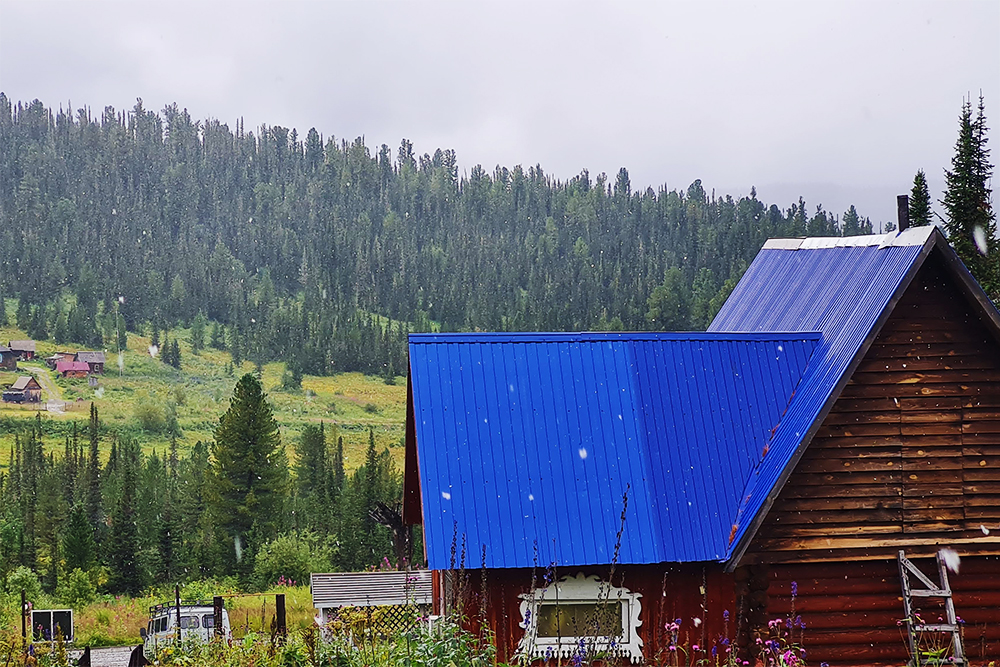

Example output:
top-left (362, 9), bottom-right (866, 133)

top-left (276, 594), bottom-right (286, 639)
top-left (214, 596), bottom-right (224, 638)
top-left (175, 586), bottom-right (182, 644)
top-left (21, 589), bottom-right (27, 643)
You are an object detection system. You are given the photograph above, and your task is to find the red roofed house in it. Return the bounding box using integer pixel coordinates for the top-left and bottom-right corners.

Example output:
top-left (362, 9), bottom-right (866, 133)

top-left (56, 361), bottom-right (91, 379)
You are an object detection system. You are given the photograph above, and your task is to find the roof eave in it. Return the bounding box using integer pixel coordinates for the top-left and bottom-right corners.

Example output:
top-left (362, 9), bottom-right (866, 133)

top-left (723, 228), bottom-right (944, 572)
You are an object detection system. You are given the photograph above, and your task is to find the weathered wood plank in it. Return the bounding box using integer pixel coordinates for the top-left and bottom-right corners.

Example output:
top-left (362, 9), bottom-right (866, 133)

top-left (797, 458), bottom-right (900, 474)
top-left (840, 382), bottom-right (1000, 398)
top-left (793, 471), bottom-right (903, 486)
top-left (781, 483), bottom-right (901, 499)
top-left (767, 508), bottom-right (902, 525)
top-left (777, 497), bottom-right (902, 512)
top-left (865, 342), bottom-right (994, 359)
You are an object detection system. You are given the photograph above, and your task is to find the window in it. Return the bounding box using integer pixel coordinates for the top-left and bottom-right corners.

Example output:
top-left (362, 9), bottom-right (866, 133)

top-left (202, 614), bottom-right (215, 629)
top-left (180, 615), bottom-right (200, 629)
top-left (517, 573), bottom-right (643, 663)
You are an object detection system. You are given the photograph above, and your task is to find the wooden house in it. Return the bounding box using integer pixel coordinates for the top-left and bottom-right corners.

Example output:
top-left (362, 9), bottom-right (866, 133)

top-left (0, 345), bottom-right (16, 371)
top-left (75, 351), bottom-right (105, 374)
top-left (56, 360), bottom-right (90, 378)
top-left (404, 226), bottom-right (1000, 666)
top-left (3, 375), bottom-right (42, 403)
top-left (45, 352), bottom-right (75, 370)
top-left (8, 340), bottom-right (36, 361)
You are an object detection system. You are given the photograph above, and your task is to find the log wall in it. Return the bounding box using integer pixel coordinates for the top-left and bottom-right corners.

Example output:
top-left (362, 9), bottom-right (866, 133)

top-left (765, 557), bottom-right (1000, 666)
top-left (459, 564), bottom-right (738, 664)
top-left (749, 250), bottom-right (1000, 561)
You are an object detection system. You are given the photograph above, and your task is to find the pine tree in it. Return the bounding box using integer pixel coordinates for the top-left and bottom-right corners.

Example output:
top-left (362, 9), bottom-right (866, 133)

top-left (909, 169), bottom-right (932, 226)
top-left (208, 373), bottom-right (288, 576)
top-left (943, 96), bottom-right (997, 298)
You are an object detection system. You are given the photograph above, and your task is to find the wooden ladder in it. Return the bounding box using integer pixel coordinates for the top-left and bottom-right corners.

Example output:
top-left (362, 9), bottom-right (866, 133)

top-left (897, 550), bottom-right (966, 667)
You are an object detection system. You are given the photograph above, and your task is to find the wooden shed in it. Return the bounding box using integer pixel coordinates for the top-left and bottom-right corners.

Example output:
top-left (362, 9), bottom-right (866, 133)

top-left (45, 351), bottom-right (75, 370)
top-left (8, 340), bottom-right (36, 361)
top-left (3, 375), bottom-right (42, 403)
top-left (74, 351), bottom-right (105, 374)
top-left (0, 344), bottom-right (16, 371)
top-left (404, 226), bottom-right (1000, 666)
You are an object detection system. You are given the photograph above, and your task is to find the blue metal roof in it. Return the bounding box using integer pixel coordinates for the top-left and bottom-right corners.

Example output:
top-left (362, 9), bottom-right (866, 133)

top-left (409, 332), bottom-right (820, 569)
top-left (709, 227), bottom-right (938, 562)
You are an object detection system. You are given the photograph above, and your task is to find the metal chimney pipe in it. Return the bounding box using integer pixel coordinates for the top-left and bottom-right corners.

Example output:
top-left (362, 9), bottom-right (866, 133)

top-left (897, 195), bottom-right (910, 232)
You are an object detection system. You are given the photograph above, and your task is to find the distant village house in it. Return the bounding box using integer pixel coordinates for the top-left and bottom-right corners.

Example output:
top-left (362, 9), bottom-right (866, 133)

top-left (8, 340), bottom-right (36, 361)
top-left (75, 351), bottom-right (106, 374)
top-left (0, 345), bottom-right (16, 371)
top-left (45, 352), bottom-right (75, 370)
top-left (2, 375), bottom-right (42, 403)
top-left (56, 361), bottom-right (90, 379)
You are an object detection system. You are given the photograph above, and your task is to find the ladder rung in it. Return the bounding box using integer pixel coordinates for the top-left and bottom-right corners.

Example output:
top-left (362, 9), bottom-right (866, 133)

top-left (909, 589), bottom-right (951, 597)
top-left (913, 623), bottom-right (960, 633)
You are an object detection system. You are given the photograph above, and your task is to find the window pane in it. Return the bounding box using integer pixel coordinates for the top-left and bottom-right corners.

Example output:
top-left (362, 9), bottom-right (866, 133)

top-left (536, 602), bottom-right (622, 638)
top-left (180, 615), bottom-right (200, 629)
top-left (203, 614), bottom-right (215, 628)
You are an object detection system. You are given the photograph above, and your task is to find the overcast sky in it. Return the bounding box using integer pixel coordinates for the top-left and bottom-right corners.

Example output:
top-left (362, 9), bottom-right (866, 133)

top-left (1, 0), bottom-right (997, 227)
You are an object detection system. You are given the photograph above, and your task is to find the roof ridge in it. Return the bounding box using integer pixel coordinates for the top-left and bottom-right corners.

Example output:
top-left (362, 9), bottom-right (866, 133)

top-left (762, 225), bottom-right (935, 251)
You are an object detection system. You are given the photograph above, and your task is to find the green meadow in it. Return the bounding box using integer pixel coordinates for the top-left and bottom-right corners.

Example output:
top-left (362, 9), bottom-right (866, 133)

top-left (0, 304), bottom-right (407, 473)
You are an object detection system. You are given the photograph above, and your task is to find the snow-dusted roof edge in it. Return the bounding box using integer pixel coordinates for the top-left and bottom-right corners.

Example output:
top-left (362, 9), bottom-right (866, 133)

top-left (762, 225), bottom-right (936, 251)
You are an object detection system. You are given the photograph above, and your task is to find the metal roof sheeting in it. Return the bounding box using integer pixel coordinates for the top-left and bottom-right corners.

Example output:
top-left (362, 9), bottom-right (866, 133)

top-left (709, 227), bottom-right (936, 561)
top-left (311, 571), bottom-right (433, 608)
top-left (409, 332), bottom-right (819, 570)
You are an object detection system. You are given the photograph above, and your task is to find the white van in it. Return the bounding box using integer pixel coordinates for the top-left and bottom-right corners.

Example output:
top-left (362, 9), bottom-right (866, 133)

top-left (141, 601), bottom-right (231, 658)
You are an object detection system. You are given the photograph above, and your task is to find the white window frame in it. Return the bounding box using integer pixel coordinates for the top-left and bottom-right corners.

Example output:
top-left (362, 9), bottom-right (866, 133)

top-left (516, 573), bottom-right (643, 664)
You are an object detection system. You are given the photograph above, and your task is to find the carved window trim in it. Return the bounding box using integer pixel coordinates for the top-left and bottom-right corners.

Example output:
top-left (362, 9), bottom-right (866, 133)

top-left (516, 573), bottom-right (643, 663)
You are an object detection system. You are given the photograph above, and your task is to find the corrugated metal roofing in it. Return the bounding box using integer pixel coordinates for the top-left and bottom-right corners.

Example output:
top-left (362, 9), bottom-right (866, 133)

top-left (709, 226), bottom-right (937, 561)
top-left (56, 361), bottom-right (90, 373)
top-left (311, 571), bottom-right (433, 608)
top-left (409, 332), bottom-right (820, 570)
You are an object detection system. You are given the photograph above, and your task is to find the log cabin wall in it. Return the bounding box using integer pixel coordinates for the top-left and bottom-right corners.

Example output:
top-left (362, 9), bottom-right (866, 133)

top-left (743, 249), bottom-right (1000, 665)
top-left (456, 564), bottom-right (737, 665)
top-left (765, 557), bottom-right (1000, 666)
top-left (749, 250), bottom-right (1000, 562)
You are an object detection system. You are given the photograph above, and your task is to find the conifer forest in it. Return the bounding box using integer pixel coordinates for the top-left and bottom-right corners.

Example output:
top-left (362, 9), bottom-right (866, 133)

top-left (0, 93), bottom-right (995, 599)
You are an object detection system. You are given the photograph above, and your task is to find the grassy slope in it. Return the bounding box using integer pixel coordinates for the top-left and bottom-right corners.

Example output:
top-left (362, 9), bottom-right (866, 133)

top-left (0, 300), bottom-right (406, 474)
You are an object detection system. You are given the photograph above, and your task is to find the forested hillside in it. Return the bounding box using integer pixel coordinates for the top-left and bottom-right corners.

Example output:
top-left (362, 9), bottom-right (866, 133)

top-left (0, 96), bottom-right (873, 376)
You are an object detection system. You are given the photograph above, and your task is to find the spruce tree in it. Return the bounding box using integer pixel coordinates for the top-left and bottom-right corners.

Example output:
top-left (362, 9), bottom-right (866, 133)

top-left (909, 169), bottom-right (932, 226)
top-left (208, 373), bottom-right (288, 576)
top-left (943, 95), bottom-right (997, 298)
top-left (85, 404), bottom-right (102, 533)
top-left (190, 312), bottom-right (206, 354)
top-left (63, 504), bottom-right (96, 571)
top-left (108, 438), bottom-right (141, 594)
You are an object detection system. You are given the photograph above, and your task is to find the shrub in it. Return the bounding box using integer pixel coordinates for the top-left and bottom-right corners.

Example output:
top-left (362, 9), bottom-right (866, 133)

top-left (59, 568), bottom-right (97, 607)
top-left (134, 397), bottom-right (166, 432)
top-left (6, 566), bottom-right (42, 602)
top-left (252, 532), bottom-right (336, 590)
